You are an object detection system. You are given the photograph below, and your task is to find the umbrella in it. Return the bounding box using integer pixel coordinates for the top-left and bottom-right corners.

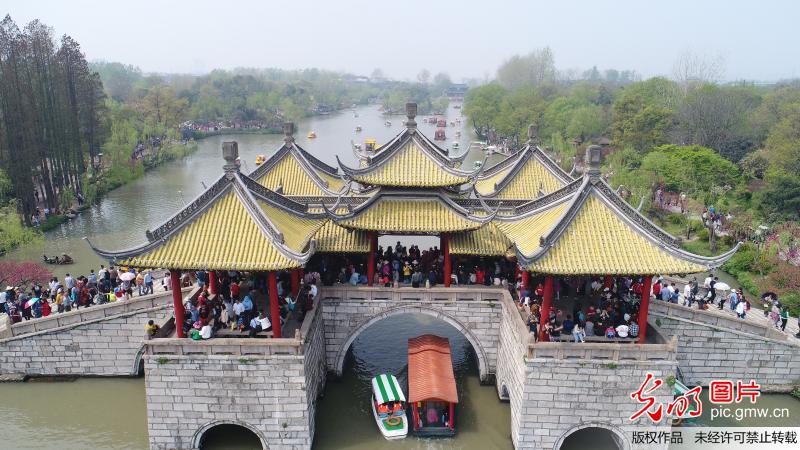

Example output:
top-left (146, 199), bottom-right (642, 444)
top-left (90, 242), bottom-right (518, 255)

top-left (25, 297), bottom-right (40, 308)
top-left (714, 282), bottom-right (731, 291)
top-left (762, 292), bottom-right (778, 300)
top-left (119, 272), bottom-right (136, 282)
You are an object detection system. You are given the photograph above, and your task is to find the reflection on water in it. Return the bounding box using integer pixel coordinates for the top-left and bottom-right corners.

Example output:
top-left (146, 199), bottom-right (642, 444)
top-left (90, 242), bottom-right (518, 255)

top-left (2, 103), bottom-right (481, 280)
top-left (0, 378), bottom-right (148, 450)
top-left (314, 314), bottom-right (512, 450)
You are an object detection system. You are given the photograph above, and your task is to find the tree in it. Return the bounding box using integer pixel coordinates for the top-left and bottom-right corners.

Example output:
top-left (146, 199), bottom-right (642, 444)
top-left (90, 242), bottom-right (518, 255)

top-left (672, 50), bottom-right (725, 87)
top-left (640, 144), bottom-right (739, 197)
top-left (370, 68), bottom-right (384, 81)
top-left (675, 84), bottom-right (760, 161)
top-left (416, 69), bottom-right (431, 84)
top-left (611, 78), bottom-right (680, 151)
top-left (761, 102), bottom-right (800, 175)
top-left (463, 84), bottom-right (507, 140)
top-left (0, 261), bottom-right (52, 288)
top-left (756, 169), bottom-right (800, 222)
top-left (496, 47), bottom-right (556, 89)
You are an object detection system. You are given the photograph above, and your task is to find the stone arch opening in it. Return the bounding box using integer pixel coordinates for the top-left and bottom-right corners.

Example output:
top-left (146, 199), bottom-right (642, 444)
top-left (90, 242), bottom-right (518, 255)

top-left (498, 383), bottom-right (510, 401)
top-left (555, 423), bottom-right (627, 450)
top-left (132, 345), bottom-right (146, 377)
top-left (334, 306), bottom-right (489, 381)
top-left (193, 420), bottom-right (267, 450)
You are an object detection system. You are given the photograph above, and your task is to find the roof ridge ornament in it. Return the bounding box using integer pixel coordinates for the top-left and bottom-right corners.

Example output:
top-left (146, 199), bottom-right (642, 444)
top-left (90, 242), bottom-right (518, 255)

top-left (527, 123), bottom-right (539, 145)
top-left (586, 144), bottom-right (602, 181)
top-left (283, 122), bottom-right (295, 144)
top-left (222, 141), bottom-right (240, 178)
top-left (405, 102), bottom-right (417, 130)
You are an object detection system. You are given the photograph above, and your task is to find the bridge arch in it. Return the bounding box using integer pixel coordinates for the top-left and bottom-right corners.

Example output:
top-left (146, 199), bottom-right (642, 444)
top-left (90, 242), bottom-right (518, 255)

top-left (554, 423), bottom-right (628, 450)
top-left (333, 305), bottom-right (490, 381)
top-left (192, 419), bottom-right (268, 449)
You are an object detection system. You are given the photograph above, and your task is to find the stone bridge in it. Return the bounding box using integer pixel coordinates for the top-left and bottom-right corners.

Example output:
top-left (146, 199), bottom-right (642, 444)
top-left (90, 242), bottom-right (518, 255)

top-left (649, 300), bottom-right (800, 390)
top-left (318, 286), bottom-right (504, 381)
top-left (0, 287), bottom-right (192, 377)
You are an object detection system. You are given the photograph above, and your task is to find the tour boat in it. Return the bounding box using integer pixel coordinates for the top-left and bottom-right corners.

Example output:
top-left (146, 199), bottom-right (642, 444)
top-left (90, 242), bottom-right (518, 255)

top-left (384, 120), bottom-right (392, 127)
top-left (451, 141), bottom-right (459, 150)
top-left (408, 335), bottom-right (458, 437)
top-left (307, 131), bottom-right (317, 139)
top-left (434, 128), bottom-right (446, 141)
top-left (254, 154), bottom-right (266, 165)
top-left (370, 374), bottom-right (408, 440)
top-left (355, 126), bottom-right (362, 132)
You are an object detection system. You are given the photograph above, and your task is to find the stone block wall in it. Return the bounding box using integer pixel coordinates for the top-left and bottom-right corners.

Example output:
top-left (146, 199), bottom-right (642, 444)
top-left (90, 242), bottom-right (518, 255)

top-left (320, 287), bottom-right (501, 381)
top-left (302, 302), bottom-right (327, 442)
top-left (145, 354), bottom-right (310, 449)
top-left (495, 294), bottom-right (529, 448)
top-left (518, 358), bottom-right (676, 450)
top-left (0, 304), bottom-right (172, 376)
top-left (650, 303), bottom-right (800, 390)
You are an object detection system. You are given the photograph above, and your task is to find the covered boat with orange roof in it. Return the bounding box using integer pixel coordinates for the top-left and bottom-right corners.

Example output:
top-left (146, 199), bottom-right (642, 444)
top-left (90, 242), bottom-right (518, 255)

top-left (407, 334), bottom-right (458, 437)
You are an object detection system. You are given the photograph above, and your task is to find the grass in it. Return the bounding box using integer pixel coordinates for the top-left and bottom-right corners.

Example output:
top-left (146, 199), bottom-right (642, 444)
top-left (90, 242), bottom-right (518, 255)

top-left (680, 239), bottom-right (735, 257)
top-left (0, 206), bottom-right (41, 253)
top-left (38, 214), bottom-right (68, 232)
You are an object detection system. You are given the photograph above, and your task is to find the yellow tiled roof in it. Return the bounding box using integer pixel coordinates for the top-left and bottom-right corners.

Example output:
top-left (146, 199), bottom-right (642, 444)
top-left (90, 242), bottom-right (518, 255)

top-left (314, 221), bottom-right (370, 253)
top-left (489, 157), bottom-right (566, 199)
top-left (450, 223), bottom-right (512, 256)
top-left (352, 142), bottom-right (470, 187)
top-left (123, 190), bottom-right (301, 271)
top-left (337, 198), bottom-right (482, 233)
top-left (257, 154), bottom-right (343, 196)
top-left (495, 202), bottom-right (569, 255)
top-left (257, 201), bottom-right (325, 253)
top-left (474, 166), bottom-right (513, 196)
top-left (525, 196), bottom-right (707, 275)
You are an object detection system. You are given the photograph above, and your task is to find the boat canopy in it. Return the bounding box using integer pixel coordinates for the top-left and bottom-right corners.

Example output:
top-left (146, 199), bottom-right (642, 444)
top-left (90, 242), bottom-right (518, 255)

top-left (371, 374), bottom-right (406, 404)
top-left (407, 335), bottom-right (458, 404)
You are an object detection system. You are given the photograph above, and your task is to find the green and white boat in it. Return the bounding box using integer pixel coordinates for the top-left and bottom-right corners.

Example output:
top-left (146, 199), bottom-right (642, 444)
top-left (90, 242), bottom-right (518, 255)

top-left (370, 374), bottom-right (408, 440)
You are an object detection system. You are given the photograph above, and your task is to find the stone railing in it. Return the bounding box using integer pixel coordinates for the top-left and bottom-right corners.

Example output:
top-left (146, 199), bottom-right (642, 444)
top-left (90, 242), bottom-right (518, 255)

top-left (144, 288), bottom-right (323, 356)
top-left (145, 337), bottom-right (304, 356)
top-left (649, 300), bottom-right (789, 342)
top-left (527, 335), bottom-right (678, 361)
top-left (319, 285), bottom-right (508, 303)
top-left (9, 286), bottom-right (194, 337)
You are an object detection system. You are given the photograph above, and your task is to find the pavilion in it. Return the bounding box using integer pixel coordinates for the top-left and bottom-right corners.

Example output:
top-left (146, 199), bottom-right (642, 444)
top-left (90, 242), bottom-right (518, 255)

top-left (88, 103), bottom-right (739, 343)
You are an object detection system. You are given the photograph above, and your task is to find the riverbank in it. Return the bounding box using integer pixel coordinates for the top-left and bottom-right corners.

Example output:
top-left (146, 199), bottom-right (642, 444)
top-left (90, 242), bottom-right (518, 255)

top-left (0, 141), bottom-right (197, 256)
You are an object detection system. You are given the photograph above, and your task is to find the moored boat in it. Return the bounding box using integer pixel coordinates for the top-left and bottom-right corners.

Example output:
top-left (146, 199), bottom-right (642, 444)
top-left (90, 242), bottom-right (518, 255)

top-left (370, 374), bottom-right (408, 440)
top-left (355, 125), bottom-right (362, 132)
top-left (408, 335), bottom-right (457, 437)
top-left (255, 154), bottom-right (266, 165)
top-left (384, 120), bottom-right (392, 127)
top-left (307, 131), bottom-right (317, 139)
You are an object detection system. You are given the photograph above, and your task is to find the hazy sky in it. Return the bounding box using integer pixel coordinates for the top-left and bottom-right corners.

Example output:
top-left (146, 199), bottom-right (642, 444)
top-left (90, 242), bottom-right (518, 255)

top-left (5, 0), bottom-right (799, 81)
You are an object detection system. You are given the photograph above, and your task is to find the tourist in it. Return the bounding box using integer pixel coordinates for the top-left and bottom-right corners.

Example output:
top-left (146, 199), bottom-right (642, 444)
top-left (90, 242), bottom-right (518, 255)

top-left (144, 271), bottom-right (154, 295)
top-left (615, 322), bottom-right (629, 338)
top-left (779, 308), bottom-right (789, 332)
top-left (604, 325), bottom-right (616, 338)
top-left (735, 297), bottom-right (747, 319)
top-left (669, 284), bottom-right (679, 304)
top-left (145, 319), bottom-right (160, 338)
top-left (249, 311), bottom-right (272, 338)
top-left (729, 289), bottom-right (739, 312)
top-left (572, 322), bottom-right (585, 343)
top-left (232, 298), bottom-right (245, 330)
top-left (628, 316), bottom-right (639, 338)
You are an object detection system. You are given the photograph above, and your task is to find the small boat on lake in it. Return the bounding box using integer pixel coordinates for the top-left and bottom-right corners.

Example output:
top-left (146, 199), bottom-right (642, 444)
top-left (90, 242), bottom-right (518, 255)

top-left (408, 335), bottom-right (457, 437)
top-left (434, 128), bottom-right (446, 141)
top-left (355, 125), bottom-right (362, 132)
top-left (370, 374), bottom-right (408, 440)
top-left (451, 141), bottom-right (459, 149)
top-left (384, 120), bottom-right (392, 127)
top-left (307, 131), bottom-right (317, 139)
top-left (255, 154), bottom-right (266, 165)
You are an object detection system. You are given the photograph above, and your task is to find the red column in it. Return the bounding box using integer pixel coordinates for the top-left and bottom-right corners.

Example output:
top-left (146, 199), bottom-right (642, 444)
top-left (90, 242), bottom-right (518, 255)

top-left (412, 404), bottom-right (419, 431)
top-left (170, 269), bottom-right (186, 338)
top-left (638, 276), bottom-right (652, 344)
top-left (522, 271), bottom-right (530, 295)
top-left (367, 232), bottom-right (376, 286)
top-left (208, 270), bottom-right (217, 296)
top-left (538, 275), bottom-right (554, 342)
top-left (268, 271), bottom-right (282, 338)
top-left (449, 402), bottom-right (455, 429)
top-left (442, 233), bottom-right (451, 287)
top-left (290, 269), bottom-right (300, 298)
top-left (604, 276), bottom-right (613, 290)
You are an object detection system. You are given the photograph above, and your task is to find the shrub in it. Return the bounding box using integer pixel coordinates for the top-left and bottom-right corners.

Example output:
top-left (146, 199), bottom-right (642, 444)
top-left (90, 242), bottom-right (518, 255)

top-left (697, 228), bottom-right (709, 242)
top-left (39, 214), bottom-right (67, 232)
top-left (667, 213), bottom-right (687, 226)
top-left (722, 243), bottom-right (756, 276)
top-left (736, 272), bottom-right (760, 298)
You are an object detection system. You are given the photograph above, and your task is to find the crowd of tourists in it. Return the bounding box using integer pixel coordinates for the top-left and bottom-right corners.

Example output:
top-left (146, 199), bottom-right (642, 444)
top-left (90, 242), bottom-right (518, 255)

top-left (311, 241), bottom-right (518, 289)
top-left (1, 265), bottom-right (162, 322)
top-left (170, 269), bottom-right (320, 340)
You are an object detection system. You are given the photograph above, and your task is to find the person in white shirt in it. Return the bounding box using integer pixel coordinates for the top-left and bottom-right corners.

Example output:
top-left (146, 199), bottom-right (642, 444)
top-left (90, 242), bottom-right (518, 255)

top-left (249, 312), bottom-right (272, 337)
top-left (232, 298), bottom-right (245, 329)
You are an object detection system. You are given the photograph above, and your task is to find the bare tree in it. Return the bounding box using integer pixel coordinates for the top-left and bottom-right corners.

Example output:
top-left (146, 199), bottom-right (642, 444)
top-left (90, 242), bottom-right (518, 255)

top-left (672, 50), bottom-right (725, 87)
